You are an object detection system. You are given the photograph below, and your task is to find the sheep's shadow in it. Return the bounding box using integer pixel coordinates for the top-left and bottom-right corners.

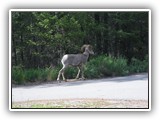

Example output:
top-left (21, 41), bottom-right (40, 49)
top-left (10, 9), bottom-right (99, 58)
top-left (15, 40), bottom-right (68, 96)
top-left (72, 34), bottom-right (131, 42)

top-left (38, 73), bottom-right (148, 88)
top-left (15, 73), bottom-right (148, 89)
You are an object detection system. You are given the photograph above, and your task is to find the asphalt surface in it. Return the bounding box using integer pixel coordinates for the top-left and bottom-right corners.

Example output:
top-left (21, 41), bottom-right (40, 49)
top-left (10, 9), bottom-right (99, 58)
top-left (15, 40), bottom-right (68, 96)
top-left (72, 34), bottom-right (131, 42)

top-left (12, 73), bottom-right (148, 102)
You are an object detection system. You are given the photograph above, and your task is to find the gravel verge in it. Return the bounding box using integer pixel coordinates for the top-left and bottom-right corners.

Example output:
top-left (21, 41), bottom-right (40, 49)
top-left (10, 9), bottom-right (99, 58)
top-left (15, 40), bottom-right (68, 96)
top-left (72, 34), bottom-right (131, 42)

top-left (12, 98), bottom-right (148, 108)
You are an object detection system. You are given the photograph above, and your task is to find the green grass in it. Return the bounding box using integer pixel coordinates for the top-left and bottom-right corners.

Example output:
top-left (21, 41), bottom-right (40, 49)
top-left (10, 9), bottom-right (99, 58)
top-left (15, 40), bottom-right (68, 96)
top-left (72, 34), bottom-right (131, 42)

top-left (12, 66), bottom-right (25, 84)
top-left (12, 55), bottom-right (148, 85)
top-left (84, 55), bottom-right (129, 78)
top-left (129, 55), bottom-right (148, 73)
top-left (12, 67), bottom-right (59, 85)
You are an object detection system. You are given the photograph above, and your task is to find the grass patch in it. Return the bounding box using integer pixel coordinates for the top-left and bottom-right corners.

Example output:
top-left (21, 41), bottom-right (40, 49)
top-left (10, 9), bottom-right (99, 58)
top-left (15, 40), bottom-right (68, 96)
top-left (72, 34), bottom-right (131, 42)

top-left (84, 55), bottom-right (129, 78)
top-left (12, 55), bottom-right (148, 85)
top-left (12, 67), bottom-right (59, 85)
top-left (129, 55), bottom-right (148, 73)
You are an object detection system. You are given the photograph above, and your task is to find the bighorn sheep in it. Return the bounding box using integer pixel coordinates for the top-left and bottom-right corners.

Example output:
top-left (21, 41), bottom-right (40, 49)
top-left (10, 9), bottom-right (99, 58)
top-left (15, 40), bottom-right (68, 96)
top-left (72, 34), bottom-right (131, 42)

top-left (57, 45), bottom-right (94, 83)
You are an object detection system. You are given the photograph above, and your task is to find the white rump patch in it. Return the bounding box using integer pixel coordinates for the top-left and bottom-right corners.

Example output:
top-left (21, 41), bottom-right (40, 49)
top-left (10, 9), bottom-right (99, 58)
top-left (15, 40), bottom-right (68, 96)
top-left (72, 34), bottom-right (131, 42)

top-left (61, 55), bottom-right (68, 65)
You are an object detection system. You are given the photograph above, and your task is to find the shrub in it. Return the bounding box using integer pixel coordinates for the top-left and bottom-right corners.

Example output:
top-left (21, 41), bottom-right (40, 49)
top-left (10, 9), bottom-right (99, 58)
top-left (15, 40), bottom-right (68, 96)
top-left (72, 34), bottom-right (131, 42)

top-left (12, 55), bottom-right (148, 85)
top-left (64, 67), bottom-right (78, 79)
top-left (12, 66), bottom-right (25, 85)
top-left (84, 55), bottom-right (128, 78)
top-left (12, 67), bottom-right (60, 84)
top-left (46, 67), bottom-right (59, 81)
top-left (24, 69), bottom-right (40, 82)
top-left (129, 55), bottom-right (148, 73)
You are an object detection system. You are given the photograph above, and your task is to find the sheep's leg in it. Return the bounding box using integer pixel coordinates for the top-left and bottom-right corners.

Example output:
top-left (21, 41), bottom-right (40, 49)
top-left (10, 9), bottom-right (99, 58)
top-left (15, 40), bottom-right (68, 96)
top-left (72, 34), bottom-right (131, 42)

top-left (57, 69), bottom-right (62, 83)
top-left (81, 65), bottom-right (85, 80)
top-left (61, 70), bottom-right (67, 82)
top-left (57, 66), bottom-right (66, 83)
top-left (75, 67), bottom-right (81, 79)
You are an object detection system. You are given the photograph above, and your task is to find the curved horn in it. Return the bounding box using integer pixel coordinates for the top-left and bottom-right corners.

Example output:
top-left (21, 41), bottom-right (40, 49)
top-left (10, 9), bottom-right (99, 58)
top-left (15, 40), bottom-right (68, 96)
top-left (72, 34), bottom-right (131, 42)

top-left (81, 45), bottom-right (88, 52)
top-left (88, 45), bottom-right (93, 50)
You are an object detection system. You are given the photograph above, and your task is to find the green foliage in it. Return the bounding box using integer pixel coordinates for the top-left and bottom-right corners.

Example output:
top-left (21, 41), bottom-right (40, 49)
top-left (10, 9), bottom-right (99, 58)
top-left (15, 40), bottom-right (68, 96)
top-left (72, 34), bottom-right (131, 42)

top-left (12, 67), bottom-right (59, 84)
top-left (129, 55), bottom-right (148, 73)
top-left (11, 12), bottom-right (149, 85)
top-left (64, 67), bottom-right (78, 79)
top-left (46, 67), bottom-right (59, 80)
top-left (12, 55), bottom-right (148, 85)
top-left (84, 55), bottom-right (129, 78)
top-left (11, 12), bottom-right (149, 68)
top-left (12, 66), bottom-right (25, 85)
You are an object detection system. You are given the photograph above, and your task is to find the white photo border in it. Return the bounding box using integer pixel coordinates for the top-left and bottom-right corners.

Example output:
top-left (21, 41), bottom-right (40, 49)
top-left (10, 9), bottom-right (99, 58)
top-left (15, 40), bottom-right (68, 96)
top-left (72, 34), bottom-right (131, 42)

top-left (9, 9), bottom-right (151, 111)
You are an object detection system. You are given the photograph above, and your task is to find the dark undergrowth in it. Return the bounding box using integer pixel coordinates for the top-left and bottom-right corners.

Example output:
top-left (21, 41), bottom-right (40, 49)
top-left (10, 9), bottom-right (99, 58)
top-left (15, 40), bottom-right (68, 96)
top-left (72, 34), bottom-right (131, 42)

top-left (12, 55), bottom-right (148, 85)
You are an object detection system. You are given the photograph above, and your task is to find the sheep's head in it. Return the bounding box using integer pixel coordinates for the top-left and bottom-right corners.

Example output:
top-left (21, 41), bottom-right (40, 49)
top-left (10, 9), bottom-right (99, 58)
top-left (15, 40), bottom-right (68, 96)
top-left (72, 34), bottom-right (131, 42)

top-left (81, 44), bottom-right (94, 55)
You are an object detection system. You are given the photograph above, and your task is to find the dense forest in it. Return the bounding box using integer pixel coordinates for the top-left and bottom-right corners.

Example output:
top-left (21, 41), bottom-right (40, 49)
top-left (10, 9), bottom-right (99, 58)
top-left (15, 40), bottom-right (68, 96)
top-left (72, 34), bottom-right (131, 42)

top-left (11, 11), bottom-right (149, 84)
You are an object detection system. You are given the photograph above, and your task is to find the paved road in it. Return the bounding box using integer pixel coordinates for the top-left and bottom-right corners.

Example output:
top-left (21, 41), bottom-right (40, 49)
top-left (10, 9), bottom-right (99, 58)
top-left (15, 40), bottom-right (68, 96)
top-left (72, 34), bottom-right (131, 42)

top-left (12, 73), bottom-right (148, 102)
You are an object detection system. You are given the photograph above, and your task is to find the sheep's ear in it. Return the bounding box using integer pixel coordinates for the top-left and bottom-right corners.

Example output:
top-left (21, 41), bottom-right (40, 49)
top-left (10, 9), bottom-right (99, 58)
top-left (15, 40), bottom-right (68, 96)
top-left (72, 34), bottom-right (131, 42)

top-left (81, 45), bottom-right (88, 52)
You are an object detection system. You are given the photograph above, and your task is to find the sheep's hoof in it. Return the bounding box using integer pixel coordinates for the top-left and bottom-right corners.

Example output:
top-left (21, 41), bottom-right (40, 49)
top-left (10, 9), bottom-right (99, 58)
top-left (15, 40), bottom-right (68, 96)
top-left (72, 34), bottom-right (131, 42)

top-left (79, 77), bottom-right (85, 80)
top-left (57, 80), bottom-right (61, 83)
